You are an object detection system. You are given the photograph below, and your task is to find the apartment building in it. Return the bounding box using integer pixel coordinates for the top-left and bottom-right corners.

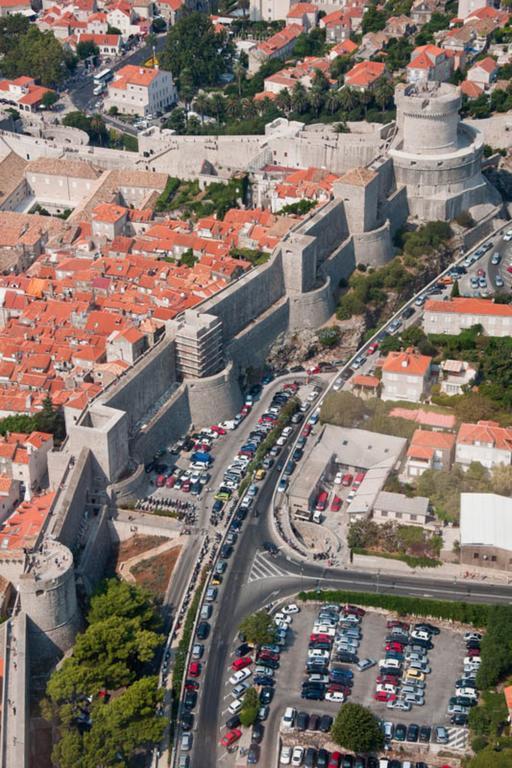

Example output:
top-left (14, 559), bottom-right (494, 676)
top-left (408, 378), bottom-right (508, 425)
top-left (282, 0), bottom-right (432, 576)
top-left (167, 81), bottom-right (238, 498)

top-left (174, 311), bottom-right (224, 379)
top-left (373, 491), bottom-right (431, 526)
top-left (405, 428), bottom-right (455, 479)
top-left (381, 349), bottom-right (432, 403)
top-left (104, 64), bottom-right (177, 117)
top-left (467, 56), bottom-right (498, 88)
top-left (423, 297), bottom-right (512, 337)
top-left (345, 61), bottom-right (387, 91)
top-left (248, 24), bottom-right (302, 74)
top-left (0, 77), bottom-right (56, 113)
top-left (456, 420), bottom-right (512, 469)
top-left (407, 44), bottom-right (453, 84)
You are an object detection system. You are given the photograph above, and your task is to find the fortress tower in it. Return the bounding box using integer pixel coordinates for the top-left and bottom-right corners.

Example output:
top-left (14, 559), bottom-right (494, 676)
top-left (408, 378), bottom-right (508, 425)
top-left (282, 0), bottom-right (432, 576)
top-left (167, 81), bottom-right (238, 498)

top-left (18, 538), bottom-right (81, 666)
top-left (390, 82), bottom-right (499, 220)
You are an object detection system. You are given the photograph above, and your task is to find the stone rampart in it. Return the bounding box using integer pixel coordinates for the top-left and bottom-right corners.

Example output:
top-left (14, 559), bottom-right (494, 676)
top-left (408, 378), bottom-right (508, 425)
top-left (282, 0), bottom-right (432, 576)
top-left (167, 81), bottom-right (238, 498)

top-left (352, 221), bottom-right (393, 267)
top-left (288, 276), bottom-right (335, 330)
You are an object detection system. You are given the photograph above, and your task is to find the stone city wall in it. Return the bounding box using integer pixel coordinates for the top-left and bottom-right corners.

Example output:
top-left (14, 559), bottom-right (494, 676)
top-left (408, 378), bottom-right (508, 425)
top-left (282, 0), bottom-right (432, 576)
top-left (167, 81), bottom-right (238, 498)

top-left (352, 221), bottom-right (394, 267)
top-left (288, 276), bottom-right (335, 331)
top-left (76, 507), bottom-right (113, 594)
top-left (227, 297), bottom-right (289, 369)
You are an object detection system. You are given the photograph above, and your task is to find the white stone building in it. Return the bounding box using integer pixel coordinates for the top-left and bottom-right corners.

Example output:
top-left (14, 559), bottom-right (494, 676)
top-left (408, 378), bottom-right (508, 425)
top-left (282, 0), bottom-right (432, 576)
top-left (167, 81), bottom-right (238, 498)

top-left (423, 297), bottom-right (512, 337)
top-left (456, 420), bottom-right (512, 469)
top-left (381, 349), bottom-right (432, 403)
top-left (104, 65), bottom-right (177, 117)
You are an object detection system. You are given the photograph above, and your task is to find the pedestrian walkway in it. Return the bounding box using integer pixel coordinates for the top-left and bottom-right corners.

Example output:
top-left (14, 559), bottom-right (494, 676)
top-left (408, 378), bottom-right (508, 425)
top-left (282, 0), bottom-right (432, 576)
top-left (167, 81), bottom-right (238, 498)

top-left (247, 551), bottom-right (291, 583)
top-left (446, 726), bottom-right (469, 751)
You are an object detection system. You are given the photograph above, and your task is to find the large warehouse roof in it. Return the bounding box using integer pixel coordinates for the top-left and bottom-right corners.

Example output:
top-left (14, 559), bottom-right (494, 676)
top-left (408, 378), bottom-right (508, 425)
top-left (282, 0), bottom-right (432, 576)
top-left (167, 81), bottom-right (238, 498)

top-left (460, 493), bottom-right (512, 550)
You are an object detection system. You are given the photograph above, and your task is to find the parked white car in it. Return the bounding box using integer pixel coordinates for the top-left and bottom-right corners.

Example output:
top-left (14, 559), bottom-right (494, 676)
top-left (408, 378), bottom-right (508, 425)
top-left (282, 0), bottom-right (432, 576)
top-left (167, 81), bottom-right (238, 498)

top-left (282, 603), bottom-right (300, 615)
top-left (280, 746), bottom-right (292, 765)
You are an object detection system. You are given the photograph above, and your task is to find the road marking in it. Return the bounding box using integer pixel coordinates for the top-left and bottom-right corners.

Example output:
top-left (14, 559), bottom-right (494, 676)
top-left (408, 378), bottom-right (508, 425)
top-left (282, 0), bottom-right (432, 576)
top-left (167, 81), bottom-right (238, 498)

top-left (447, 726), bottom-right (469, 751)
top-left (247, 552), bottom-right (292, 583)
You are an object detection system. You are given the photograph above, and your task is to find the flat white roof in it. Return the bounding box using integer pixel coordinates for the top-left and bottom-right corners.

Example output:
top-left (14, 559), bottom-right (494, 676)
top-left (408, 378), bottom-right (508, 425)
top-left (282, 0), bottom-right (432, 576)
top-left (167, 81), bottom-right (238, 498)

top-left (460, 492), bottom-right (512, 550)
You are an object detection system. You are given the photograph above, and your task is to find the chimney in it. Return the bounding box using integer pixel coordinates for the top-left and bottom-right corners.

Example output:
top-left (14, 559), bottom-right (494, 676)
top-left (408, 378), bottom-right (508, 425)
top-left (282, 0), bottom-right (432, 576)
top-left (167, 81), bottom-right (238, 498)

top-left (401, 359), bottom-right (408, 368)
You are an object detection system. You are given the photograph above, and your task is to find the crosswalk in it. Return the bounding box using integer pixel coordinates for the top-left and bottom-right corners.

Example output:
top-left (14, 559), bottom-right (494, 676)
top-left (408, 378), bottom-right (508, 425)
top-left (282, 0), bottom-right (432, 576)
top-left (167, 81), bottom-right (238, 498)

top-left (446, 726), bottom-right (469, 751)
top-left (247, 551), bottom-right (291, 583)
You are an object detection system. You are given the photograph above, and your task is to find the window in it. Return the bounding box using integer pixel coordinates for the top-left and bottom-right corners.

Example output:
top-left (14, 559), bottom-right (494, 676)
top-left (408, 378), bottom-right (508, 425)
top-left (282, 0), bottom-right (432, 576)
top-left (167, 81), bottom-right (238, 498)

top-left (473, 552), bottom-right (479, 559)
top-left (491, 555), bottom-right (497, 562)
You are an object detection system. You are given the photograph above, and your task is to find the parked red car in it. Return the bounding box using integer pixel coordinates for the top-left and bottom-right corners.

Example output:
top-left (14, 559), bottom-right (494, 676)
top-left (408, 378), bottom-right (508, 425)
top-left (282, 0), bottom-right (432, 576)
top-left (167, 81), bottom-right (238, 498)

top-left (302, 424), bottom-right (312, 437)
top-left (376, 674), bottom-right (400, 686)
top-left (328, 753), bottom-right (342, 768)
top-left (341, 473), bottom-right (353, 487)
top-left (342, 604), bottom-right (365, 617)
top-left (166, 475), bottom-right (176, 488)
top-left (211, 425), bottom-right (226, 435)
top-left (386, 641), bottom-right (405, 652)
top-left (330, 496), bottom-right (342, 512)
top-left (188, 662), bottom-right (201, 678)
top-left (387, 620), bottom-right (410, 631)
top-left (467, 648), bottom-right (481, 657)
top-left (220, 729), bottom-right (242, 748)
top-left (367, 341), bottom-right (379, 355)
top-left (231, 656), bottom-right (252, 671)
top-left (156, 474), bottom-right (166, 487)
top-left (310, 633), bottom-right (332, 644)
top-left (374, 691), bottom-right (396, 702)
top-left (184, 679), bottom-right (199, 691)
top-left (257, 651), bottom-right (279, 663)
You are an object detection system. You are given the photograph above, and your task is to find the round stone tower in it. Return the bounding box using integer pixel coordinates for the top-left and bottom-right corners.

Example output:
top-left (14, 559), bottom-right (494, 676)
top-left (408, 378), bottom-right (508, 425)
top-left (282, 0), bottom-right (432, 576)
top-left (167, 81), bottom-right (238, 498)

top-left (389, 82), bottom-right (499, 220)
top-left (18, 538), bottom-right (81, 665)
top-left (395, 82), bottom-right (461, 155)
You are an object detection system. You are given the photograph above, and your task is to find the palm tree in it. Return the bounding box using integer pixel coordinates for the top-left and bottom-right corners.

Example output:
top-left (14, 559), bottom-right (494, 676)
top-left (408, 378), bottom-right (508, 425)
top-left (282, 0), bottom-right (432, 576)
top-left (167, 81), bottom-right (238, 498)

top-left (256, 96), bottom-right (274, 116)
top-left (275, 88), bottom-right (291, 115)
top-left (374, 78), bottom-right (394, 112)
top-left (308, 87), bottom-right (324, 118)
top-left (325, 89), bottom-right (340, 115)
top-left (337, 86), bottom-right (356, 114)
top-left (291, 82), bottom-right (308, 114)
top-left (226, 96), bottom-right (242, 120)
top-left (240, 98), bottom-right (257, 119)
top-left (312, 68), bottom-right (329, 92)
top-left (209, 92), bottom-right (226, 124)
top-left (193, 92), bottom-right (209, 124)
top-left (233, 61), bottom-right (246, 97)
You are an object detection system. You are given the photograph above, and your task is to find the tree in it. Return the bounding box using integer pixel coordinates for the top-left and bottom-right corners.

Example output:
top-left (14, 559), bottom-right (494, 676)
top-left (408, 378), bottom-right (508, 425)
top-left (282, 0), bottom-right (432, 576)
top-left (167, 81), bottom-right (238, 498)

top-left (193, 91), bottom-right (209, 124)
top-left (317, 327), bottom-right (341, 347)
top-left (308, 87), bottom-right (324, 117)
top-left (209, 92), bottom-right (226, 123)
top-left (0, 25), bottom-right (71, 86)
top-left (451, 279), bottom-right (460, 298)
top-left (469, 751), bottom-right (512, 768)
top-left (373, 78), bottom-right (393, 112)
top-left (233, 61), bottom-right (246, 97)
top-left (160, 12), bottom-right (234, 88)
top-left (35, 394), bottom-right (65, 440)
top-left (331, 703), bottom-right (384, 753)
top-left (239, 687), bottom-right (259, 727)
top-left (362, 3), bottom-right (387, 33)
top-left (325, 90), bottom-right (340, 115)
top-left (275, 88), bottom-right (291, 114)
top-left (76, 39), bottom-right (99, 60)
top-left (291, 82), bottom-right (309, 114)
top-left (165, 106), bottom-right (187, 133)
top-left (88, 579), bottom-right (160, 629)
top-left (491, 465), bottom-right (512, 496)
top-left (41, 90), bottom-right (59, 108)
top-left (152, 16), bottom-right (167, 32)
top-left (239, 611), bottom-right (275, 646)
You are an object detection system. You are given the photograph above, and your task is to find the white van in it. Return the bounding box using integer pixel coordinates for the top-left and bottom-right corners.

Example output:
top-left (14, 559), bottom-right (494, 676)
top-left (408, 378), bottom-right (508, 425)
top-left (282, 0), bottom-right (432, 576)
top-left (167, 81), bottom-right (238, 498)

top-left (281, 707), bottom-right (296, 729)
top-left (228, 698), bottom-right (242, 715)
top-left (312, 510), bottom-right (322, 524)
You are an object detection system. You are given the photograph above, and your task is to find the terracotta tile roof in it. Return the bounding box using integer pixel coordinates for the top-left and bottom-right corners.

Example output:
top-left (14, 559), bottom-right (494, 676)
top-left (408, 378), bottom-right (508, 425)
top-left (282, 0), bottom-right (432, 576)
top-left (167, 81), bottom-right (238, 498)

top-left (457, 420), bottom-right (512, 451)
top-left (470, 56), bottom-right (497, 73)
top-left (425, 297), bottom-right (512, 317)
top-left (383, 348), bottom-right (432, 376)
top-left (337, 166), bottom-right (377, 186)
top-left (460, 80), bottom-right (483, 98)
top-left (407, 444), bottom-right (434, 460)
top-left (409, 428), bottom-right (455, 450)
top-left (388, 407), bottom-right (456, 429)
top-left (352, 374), bottom-right (380, 388)
top-left (287, 2), bottom-right (316, 16)
top-left (0, 492), bottom-right (55, 552)
top-left (110, 64), bottom-right (160, 90)
top-left (345, 60), bottom-right (385, 87)
top-left (258, 24), bottom-right (302, 55)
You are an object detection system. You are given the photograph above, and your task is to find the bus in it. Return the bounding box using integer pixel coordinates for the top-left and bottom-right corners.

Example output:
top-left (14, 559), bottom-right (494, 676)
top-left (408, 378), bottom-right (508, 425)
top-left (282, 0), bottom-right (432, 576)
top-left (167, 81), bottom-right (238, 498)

top-left (94, 68), bottom-right (113, 87)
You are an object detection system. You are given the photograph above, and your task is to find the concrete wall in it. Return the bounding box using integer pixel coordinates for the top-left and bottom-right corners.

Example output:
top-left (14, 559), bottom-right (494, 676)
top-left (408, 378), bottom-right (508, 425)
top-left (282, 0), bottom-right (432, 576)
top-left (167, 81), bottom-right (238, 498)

top-left (321, 237), bottom-right (356, 292)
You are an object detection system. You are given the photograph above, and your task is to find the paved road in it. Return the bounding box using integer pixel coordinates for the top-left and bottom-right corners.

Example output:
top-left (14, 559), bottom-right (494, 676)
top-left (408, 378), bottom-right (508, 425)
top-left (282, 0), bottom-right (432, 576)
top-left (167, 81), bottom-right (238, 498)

top-left (189, 222), bottom-right (512, 768)
top-left (69, 34), bottom-right (167, 113)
